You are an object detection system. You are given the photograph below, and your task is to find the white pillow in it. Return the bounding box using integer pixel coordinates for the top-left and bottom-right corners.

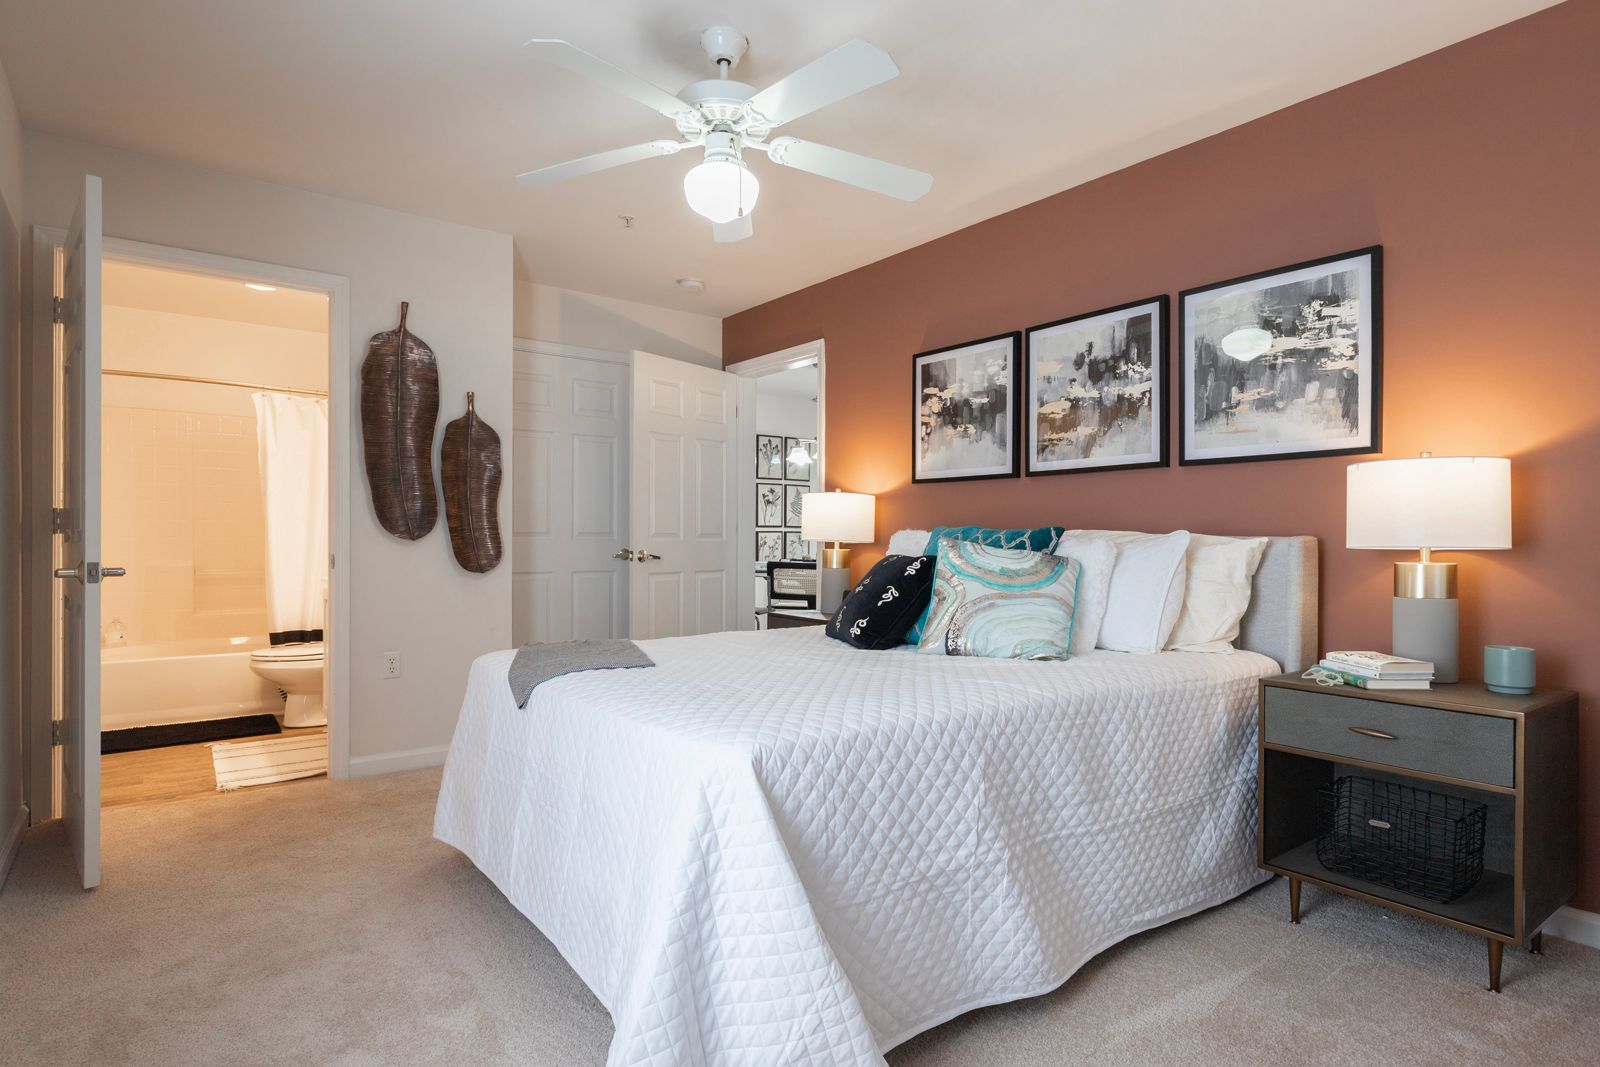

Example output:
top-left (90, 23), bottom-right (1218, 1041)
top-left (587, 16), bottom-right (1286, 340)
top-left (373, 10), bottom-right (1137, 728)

top-left (1166, 534), bottom-right (1269, 653)
top-left (1072, 530), bottom-right (1190, 653)
top-left (885, 528), bottom-right (932, 557)
top-left (1052, 534), bottom-right (1118, 656)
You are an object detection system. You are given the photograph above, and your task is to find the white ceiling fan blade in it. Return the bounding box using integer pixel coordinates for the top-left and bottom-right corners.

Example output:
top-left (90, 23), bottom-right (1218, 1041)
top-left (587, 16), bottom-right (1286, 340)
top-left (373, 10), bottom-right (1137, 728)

top-left (516, 140), bottom-right (684, 187)
top-left (713, 215), bottom-right (753, 243)
top-left (525, 39), bottom-right (694, 122)
top-left (743, 39), bottom-right (898, 127)
top-left (765, 137), bottom-right (932, 201)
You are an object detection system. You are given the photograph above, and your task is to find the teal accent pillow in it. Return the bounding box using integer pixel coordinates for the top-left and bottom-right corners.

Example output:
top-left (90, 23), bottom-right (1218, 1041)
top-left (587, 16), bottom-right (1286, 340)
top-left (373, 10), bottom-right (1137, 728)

top-left (905, 524), bottom-right (1067, 643)
top-left (915, 538), bottom-right (1082, 660)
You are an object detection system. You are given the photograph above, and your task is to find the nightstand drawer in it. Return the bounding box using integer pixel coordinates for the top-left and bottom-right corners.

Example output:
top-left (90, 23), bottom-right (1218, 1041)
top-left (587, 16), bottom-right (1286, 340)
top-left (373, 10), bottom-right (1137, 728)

top-left (1263, 686), bottom-right (1515, 788)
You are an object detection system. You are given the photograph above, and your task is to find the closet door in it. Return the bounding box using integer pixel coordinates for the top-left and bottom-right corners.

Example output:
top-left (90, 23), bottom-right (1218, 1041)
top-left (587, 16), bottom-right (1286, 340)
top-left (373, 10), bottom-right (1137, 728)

top-left (511, 344), bottom-right (629, 644)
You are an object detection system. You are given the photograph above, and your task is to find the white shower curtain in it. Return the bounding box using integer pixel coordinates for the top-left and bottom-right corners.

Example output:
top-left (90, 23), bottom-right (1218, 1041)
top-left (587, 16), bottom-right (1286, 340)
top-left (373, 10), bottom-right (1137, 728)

top-left (252, 393), bottom-right (329, 645)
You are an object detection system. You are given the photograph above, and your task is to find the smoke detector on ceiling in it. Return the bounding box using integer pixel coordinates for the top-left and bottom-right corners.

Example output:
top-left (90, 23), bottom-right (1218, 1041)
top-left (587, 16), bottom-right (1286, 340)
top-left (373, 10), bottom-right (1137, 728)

top-left (675, 277), bottom-right (705, 293)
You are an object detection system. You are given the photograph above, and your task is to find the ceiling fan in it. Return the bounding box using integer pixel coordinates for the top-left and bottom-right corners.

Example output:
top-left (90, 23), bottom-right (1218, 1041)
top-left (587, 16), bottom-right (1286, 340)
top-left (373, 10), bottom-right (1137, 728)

top-left (516, 26), bottom-right (933, 243)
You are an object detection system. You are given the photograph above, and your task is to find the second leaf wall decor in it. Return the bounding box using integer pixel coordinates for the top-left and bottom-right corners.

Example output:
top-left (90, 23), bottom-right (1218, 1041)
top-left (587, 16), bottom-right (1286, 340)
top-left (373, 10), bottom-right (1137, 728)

top-left (441, 392), bottom-right (504, 573)
top-left (360, 301), bottom-right (440, 539)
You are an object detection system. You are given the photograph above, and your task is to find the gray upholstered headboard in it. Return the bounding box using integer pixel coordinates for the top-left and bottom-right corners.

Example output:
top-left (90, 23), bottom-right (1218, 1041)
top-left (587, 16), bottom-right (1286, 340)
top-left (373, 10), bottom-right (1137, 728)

top-left (1238, 535), bottom-right (1319, 673)
top-left (883, 528), bottom-right (1319, 672)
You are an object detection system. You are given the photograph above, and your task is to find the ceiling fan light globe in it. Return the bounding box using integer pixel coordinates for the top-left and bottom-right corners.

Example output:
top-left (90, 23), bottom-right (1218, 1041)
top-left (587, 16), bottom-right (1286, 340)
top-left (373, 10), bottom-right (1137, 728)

top-left (683, 159), bottom-right (759, 224)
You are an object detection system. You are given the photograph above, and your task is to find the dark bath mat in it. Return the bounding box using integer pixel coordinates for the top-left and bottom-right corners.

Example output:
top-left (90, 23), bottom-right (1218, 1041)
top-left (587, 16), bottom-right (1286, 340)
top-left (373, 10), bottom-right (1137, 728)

top-left (102, 714), bottom-right (282, 754)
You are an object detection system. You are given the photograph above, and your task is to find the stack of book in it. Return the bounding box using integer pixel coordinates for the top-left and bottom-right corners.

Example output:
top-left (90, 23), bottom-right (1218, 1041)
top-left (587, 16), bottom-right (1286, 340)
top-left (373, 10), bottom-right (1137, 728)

top-left (1317, 651), bottom-right (1435, 690)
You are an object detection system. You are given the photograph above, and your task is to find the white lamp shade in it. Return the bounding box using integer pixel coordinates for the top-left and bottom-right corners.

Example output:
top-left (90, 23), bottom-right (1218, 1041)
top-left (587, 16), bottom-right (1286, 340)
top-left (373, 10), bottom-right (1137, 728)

top-left (801, 491), bottom-right (874, 543)
top-left (683, 159), bottom-right (759, 224)
top-left (1346, 456), bottom-right (1511, 550)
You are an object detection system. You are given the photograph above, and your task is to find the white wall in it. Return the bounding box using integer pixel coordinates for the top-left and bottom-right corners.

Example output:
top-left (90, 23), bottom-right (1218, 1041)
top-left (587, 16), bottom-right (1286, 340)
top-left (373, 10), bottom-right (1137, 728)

top-left (23, 131), bottom-right (513, 777)
top-left (514, 280), bottom-right (720, 368)
top-left (0, 57), bottom-right (23, 882)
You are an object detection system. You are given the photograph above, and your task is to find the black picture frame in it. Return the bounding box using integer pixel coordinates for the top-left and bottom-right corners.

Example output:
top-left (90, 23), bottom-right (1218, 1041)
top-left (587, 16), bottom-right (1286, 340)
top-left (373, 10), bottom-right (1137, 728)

top-left (1023, 295), bottom-right (1169, 477)
top-left (756, 530), bottom-right (783, 564)
top-left (783, 436), bottom-right (816, 481)
top-left (1179, 245), bottom-right (1382, 466)
top-left (784, 531), bottom-right (813, 562)
top-left (783, 484), bottom-right (807, 527)
top-left (756, 482), bottom-right (784, 527)
top-left (756, 434), bottom-right (783, 480)
top-left (911, 331), bottom-right (1022, 484)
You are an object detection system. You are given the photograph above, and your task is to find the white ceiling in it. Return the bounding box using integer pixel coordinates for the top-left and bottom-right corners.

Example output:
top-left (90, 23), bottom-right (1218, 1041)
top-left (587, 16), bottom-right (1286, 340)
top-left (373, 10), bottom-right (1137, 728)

top-left (0, 1), bottom-right (1555, 317)
top-left (756, 365), bottom-right (818, 400)
top-left (103, 260), bottom-right (329, 333)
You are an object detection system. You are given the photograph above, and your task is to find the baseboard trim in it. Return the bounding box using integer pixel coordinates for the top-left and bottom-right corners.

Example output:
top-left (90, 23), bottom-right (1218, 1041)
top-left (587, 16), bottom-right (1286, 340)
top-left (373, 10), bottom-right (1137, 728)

top-left (1546, 906), bottom-right (1600, 950)
top-left (346, 745), bottom-right (449, 778)
top-left (1, 806), bottom-right (25, 893)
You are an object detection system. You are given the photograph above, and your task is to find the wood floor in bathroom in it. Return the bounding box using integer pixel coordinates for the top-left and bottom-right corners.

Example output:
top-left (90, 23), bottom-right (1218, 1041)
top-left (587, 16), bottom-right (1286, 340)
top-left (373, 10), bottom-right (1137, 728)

top-left (101, 727), bottom-right (328, 808)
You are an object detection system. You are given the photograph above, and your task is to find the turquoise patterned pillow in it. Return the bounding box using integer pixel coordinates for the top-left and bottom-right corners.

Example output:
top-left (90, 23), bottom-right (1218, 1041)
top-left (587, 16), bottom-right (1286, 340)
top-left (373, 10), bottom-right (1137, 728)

top-left (915, 538), bottom-right (1081, 660)
top-left (921, 524), bottom-right (1066, 555)
top-left (905, 524), bottom-right (1067, 643)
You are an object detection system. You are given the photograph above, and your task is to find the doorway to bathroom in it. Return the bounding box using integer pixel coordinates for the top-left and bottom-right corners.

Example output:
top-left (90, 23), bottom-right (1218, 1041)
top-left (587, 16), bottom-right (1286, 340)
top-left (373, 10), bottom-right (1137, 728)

top-left (92, 258), bottom-right (333, 807)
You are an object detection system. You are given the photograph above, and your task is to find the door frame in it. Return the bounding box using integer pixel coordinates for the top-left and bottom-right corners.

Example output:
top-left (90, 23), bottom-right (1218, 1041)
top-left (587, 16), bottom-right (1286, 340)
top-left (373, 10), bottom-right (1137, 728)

top-left (21, 230), bottom-right (353, 821)
top-left (727, 339), bottom-right (825, 629)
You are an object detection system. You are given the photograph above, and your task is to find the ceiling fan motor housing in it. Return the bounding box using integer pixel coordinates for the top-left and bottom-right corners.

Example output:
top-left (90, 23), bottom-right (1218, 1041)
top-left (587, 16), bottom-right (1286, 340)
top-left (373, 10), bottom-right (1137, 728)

top-left (700, 26), bottom-right (749, 69)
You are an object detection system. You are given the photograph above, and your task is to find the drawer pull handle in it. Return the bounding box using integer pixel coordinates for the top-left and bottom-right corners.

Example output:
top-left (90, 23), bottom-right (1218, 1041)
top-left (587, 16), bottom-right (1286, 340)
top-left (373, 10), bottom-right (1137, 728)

top-left (1349, 726), bottom-right (1398, 741)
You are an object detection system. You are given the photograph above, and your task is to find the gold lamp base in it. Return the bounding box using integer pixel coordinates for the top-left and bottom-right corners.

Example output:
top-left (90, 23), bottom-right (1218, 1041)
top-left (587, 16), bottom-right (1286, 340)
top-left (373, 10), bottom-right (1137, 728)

top-left (1393, 560), bottom-right (1457, 599)
top-left (820, 545), bottom-right (852, 569)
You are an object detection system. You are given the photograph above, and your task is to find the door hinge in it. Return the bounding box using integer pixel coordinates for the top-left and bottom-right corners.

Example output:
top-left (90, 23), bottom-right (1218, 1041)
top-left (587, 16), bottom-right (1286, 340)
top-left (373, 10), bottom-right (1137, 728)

top-left (52, 295), bottom-right (64, 324)
top-left (51, 720), bottom-right (63, 747)
top-left (51, 506), bottom-right (69, 534)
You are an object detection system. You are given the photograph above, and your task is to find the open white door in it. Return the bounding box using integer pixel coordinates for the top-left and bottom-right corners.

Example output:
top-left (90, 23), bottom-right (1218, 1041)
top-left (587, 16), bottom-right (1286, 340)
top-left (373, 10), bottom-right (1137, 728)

top-left (57, 175), bottom-right (111, 889)
top-left (628, 351), bottom-right (738, 638)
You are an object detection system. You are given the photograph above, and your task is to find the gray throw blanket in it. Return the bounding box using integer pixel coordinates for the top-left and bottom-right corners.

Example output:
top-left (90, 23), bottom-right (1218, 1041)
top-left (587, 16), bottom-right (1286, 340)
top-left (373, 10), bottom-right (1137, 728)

top-left (507, 639), bottom-right (654, 708)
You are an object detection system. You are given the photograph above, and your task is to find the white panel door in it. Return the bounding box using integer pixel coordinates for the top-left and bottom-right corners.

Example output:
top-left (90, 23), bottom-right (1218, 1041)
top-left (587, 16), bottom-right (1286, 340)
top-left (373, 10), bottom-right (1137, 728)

top-left (629, 351), bottom-right (738, 639)
top-left (511, 347), bottom-right (628, 644)
top-left (58, 176), bottom-right (111, 889)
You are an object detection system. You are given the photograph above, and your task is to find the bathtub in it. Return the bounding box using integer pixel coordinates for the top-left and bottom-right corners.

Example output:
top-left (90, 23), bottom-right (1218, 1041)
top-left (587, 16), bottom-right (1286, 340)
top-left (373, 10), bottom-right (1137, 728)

top-left (101, 637), bottom-right (282, 731)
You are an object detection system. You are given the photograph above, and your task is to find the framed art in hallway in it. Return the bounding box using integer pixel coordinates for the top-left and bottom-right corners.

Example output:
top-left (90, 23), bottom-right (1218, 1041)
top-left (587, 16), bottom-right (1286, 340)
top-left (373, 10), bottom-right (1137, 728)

top-left (912, 331), bottom-right (1021, 483)
top-left (784, 436), bottom-right (817, 481)
top-left (1180, 246), bottom-right (1381, 465)
top-left (784, 531), bottom-right (813, 561)
top-left (757, 482), bottom-right (784, 527)
top-left (757, 530), bottom-right (784, 564)
top-left (757, 434), bottom-right (783, 480)
top-left (784, 483), bottom-right (806, 526)
top-left (1025, 295), bottom-right (1168, 476)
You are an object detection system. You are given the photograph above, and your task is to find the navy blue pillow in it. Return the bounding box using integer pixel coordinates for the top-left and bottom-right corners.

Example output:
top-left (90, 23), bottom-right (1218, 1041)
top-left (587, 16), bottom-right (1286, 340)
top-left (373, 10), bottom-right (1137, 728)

top-left (825, 555), bottom-right (937, 650)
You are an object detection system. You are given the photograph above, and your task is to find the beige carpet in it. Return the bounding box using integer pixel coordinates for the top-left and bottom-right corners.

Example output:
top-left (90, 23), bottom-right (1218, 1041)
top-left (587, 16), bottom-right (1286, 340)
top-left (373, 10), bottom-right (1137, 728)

top-left (2, 768), bottom-right (1594, 1066)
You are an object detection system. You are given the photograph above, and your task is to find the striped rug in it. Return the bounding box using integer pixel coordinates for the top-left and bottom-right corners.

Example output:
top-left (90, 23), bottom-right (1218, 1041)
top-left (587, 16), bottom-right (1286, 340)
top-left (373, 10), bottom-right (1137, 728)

top-left (210, 732), bottom-right (328, 792)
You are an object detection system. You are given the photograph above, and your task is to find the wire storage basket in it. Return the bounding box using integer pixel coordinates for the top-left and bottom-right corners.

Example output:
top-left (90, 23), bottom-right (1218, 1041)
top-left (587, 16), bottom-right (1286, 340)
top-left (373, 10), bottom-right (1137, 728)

top-left (1316, 776), bottom-right (1487, 904)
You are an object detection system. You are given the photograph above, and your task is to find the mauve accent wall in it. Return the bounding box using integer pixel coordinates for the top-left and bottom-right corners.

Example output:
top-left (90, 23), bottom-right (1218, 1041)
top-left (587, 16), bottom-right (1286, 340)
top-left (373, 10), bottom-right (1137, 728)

top-left (725, 2), bottom-right (1600, 910)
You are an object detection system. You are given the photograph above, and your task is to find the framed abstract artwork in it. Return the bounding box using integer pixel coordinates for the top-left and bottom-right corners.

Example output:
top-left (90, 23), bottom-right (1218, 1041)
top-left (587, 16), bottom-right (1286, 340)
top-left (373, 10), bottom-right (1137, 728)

top-left (757, 434), bottom-right (783, 480)
top-left (1024, 295), bottom-right (1168, 476)
top-left (1180, 246), bottom-right (1381, 466)
top-left (756, 482), bottom-right (784, 527)
top-left (912, 331), bottom-right (1021, 483)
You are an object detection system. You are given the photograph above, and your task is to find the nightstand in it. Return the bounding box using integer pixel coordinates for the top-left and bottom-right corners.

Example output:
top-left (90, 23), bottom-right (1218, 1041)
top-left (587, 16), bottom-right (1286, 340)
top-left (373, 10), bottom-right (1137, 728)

top-left (762, 609), bottom-right (828, 629)
top-left (1257, 675), bottom-right (1578, 992)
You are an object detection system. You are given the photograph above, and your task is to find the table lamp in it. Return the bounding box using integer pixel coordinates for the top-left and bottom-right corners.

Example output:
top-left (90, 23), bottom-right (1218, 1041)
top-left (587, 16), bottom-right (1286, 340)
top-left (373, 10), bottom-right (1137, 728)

top-left (1346, 453), bottom-right (1511, 683)
top-left (801, 490), bottom-right (875, 614)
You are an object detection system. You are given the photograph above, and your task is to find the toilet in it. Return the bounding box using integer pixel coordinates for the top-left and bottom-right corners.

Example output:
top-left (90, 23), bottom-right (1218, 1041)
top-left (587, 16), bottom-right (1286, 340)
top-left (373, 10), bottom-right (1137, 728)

top-left (249, 642), bottom-right (327, 728)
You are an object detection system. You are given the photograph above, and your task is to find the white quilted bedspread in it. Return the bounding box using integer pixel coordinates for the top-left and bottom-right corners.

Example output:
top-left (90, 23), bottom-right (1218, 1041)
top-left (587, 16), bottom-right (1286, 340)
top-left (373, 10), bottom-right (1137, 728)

top-left (434, 628), bottom-right (1275, 1066)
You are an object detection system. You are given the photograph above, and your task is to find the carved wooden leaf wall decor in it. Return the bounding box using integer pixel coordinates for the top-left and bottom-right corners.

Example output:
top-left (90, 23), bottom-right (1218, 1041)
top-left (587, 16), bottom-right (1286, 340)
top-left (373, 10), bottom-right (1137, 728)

top-left (360, 301), bottom-right (440, 540)
top-left (441, 392), bottom-right (504, 573)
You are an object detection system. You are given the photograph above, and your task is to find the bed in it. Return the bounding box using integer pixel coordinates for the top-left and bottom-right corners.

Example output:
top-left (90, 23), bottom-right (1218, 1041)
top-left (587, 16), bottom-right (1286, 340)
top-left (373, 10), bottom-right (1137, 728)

top-left (434, 535), bottom-right (1318, 1066)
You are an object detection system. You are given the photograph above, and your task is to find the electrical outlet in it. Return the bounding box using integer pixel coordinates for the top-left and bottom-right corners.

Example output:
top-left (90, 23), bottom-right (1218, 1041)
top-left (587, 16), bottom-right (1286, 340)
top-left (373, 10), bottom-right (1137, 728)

top-left (381, 651), bottom-right (401, 679)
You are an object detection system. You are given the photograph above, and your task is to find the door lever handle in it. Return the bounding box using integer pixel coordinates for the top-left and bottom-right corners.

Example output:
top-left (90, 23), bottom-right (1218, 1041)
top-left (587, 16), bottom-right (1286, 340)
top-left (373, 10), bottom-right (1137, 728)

top-left (52, 562), bottom-right (126, 583)
top-left (634, 549), bottom-right (661, 563)
top-left (613, 548), bottom-right (634, 561)
top-left (102, 566), bottom-right (127, 578)
top-left (54, 565), bottom-right (83, 582)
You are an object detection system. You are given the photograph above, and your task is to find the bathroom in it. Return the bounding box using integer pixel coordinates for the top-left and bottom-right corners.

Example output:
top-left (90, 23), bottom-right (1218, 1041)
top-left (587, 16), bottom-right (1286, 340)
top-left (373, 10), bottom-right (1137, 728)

top-left (96, 260), bottom-right (331, 805)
